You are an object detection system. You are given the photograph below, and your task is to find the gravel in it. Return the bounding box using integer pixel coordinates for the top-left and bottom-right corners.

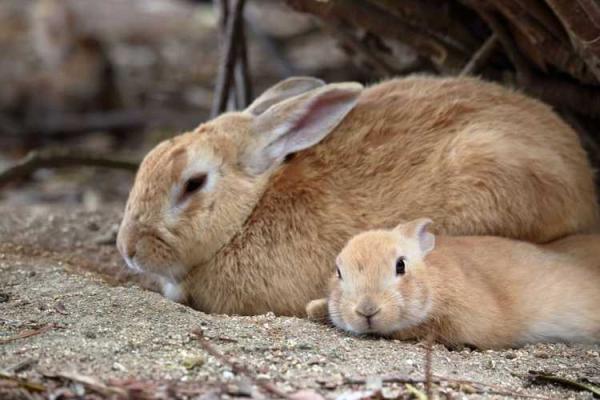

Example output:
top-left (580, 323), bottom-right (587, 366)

top-left (0, 205), bottom-right (599, 399)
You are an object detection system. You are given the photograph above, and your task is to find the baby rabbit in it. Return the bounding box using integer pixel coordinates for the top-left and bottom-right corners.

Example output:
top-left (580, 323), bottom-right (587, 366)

top-left (118, 75), bottom-right (598, 316)
top-left (308, 219), bottom-right (600, 349)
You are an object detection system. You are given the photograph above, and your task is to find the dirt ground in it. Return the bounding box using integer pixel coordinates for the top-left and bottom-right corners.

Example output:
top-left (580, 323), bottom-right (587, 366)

top-left (0, 205), bottom-right (599, 399)
top-left (1, 0), bottom-right (598, 397)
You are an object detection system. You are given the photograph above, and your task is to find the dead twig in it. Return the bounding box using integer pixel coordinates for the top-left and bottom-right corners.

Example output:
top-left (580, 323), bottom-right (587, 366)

top-left (345, 374), bottom-right (556, 400)
top-left (211, 0), bottom-right (247, 117)
top-left (459, 33), bottom-right (499, 76)
top-left (234, 16), bottom-right (252, 108)
top-left (0, 323), bottom-right (56, 345)
top-left (468, 2), bottom-right (533, 84)
top-left (424, 332), bottom-right (434, 399)
top-left (191, 328), bottom-right (290, 399)
top-left (527, 371), bottom-right (600, 397)
top-left (0, 148), bottom-right (138, 188)
top-left (0, 371), bottom-right (47, 393)
top-left (50, 371), bottom-right (127, 397)
top-left (4, 358), bottom-right (38, 374)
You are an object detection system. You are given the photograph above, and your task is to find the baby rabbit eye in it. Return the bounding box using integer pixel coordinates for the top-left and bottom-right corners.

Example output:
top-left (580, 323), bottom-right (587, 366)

top-left (336, 267), bottom-right (342, 280)
top-left (184, 174), bottom-right (207, 195)
top-left (396, 257), bottom-right (406, 275)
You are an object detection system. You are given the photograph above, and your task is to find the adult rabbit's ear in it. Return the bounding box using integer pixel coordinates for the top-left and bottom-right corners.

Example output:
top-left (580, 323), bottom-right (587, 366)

top-left (394, 218), bottom-right (436, 256)
top-left (242, 82), bottom-right (363, 174)
top-left (245, 77), bottom-right (326, 116)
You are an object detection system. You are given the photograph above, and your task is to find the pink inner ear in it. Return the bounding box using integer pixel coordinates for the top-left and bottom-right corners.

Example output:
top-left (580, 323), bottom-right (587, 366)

top-left (416, 223), bottom-right (435, 254)
top-left (283, 90), bottom-right (357, 151)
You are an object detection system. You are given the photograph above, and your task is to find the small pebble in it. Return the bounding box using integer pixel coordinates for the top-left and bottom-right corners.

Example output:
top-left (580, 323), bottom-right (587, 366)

top-left (83, 330), bottom-right (97, 339)
top-left (86, 221), bottom-right (100, 231)
top-left (182, 355), bottom-right (205, 370)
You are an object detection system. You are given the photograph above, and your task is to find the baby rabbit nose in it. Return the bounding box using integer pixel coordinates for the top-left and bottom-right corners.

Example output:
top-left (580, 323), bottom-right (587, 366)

top-left (354, 299), bottom-right (381, 318)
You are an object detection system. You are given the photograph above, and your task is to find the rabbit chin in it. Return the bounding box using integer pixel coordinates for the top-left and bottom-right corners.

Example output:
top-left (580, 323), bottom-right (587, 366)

top-left (341, 312), bottom-right (423, 337)
top-left (123, 255), bottom-right (188, 287)
top-left (159, 278), bottom-right (186, 303)
top-left (346, 318), bottom-right (395, 336)
top-left (123, 258), bottom-right (186, 303)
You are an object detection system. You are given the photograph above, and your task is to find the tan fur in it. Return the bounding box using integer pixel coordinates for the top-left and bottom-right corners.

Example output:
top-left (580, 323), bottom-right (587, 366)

top-left (325, 220), bottom-right (600, 349)
top-left (118, 76), bottom-right (598, 315)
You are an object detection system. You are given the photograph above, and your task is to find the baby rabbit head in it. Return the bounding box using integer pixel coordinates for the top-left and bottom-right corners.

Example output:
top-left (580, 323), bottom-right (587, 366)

top-left (117, 77), bottom-right (363, 288)
top-left (329, 218), bottom-right (435, 336)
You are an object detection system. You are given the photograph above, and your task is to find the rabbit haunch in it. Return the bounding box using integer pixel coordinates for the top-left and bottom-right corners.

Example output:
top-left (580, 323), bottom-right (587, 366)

top-left (117, 76), bottom-right (598, 315)
top-left (320, 219), bottom-right (600, 348)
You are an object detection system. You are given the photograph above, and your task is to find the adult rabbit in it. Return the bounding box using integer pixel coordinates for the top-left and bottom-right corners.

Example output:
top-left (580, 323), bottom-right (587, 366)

top-left (117, 76), bottom-right (598, 315)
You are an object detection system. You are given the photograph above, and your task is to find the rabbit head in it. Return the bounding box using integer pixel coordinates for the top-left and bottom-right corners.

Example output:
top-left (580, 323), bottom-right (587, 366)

top-left (117, 77), bottom-right (363, 293)
top-left (329, 218), bottom-right (435, 336)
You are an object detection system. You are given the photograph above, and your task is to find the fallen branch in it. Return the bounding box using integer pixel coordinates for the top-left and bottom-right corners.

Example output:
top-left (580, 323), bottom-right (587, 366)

top-left (191, 328), bottom-right (290, 399)
top-left (345, 374), bottom-right (556, 399)
top-left (0, 148), bottom-right (139, 188)
top-left (0, 324), bottom-right (56, 345)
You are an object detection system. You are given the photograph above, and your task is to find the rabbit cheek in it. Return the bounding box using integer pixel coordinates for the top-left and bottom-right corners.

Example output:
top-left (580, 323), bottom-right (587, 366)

top-left (132, 234), bottom-right (186, 281)
top-left (389, 279), bottom-right (431, 333)
top-left (331, 291), bottom-right (371, 335)
top-left (372, 292), bottom-right (407, 336)
top-left (327, 290), bottom-right (351, 333)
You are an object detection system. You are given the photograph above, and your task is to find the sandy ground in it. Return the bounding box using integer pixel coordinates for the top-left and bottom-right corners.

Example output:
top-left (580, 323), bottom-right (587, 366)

top-left (1, 205), bottom-right (599, 399)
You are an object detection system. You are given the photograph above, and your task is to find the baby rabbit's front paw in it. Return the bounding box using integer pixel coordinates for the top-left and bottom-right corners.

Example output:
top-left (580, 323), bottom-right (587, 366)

top-left (306, 298), bottom-right (330, 324)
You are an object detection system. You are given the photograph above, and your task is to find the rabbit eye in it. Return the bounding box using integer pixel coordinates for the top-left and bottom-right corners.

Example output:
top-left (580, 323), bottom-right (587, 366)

top-left (336, 267), bottom-right (342, 280)
top-left (184, 174), bottom-right (207, 195)
top-left (396, 257), bottom-right (406, 275)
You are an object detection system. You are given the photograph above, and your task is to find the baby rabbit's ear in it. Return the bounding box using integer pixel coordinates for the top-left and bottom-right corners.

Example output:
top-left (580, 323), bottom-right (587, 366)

top-left (395, 218), bottom-right (436, 256)
top-left (243, 81), bottom-right (363, 174)
top-left (245, 77), bottom-right (326, 116)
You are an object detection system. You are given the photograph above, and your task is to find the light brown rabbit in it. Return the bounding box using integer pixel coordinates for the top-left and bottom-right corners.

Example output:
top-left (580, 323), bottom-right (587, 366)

top-left (308, 219), bottom-right (600, 349)
top-left (117, 75), bottom-right (598, 315)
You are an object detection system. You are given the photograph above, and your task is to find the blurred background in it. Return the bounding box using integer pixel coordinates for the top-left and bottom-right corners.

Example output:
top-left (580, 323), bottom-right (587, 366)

top-left (1, 0), bottom-right (600, 211)
top-left (0, 0), bottom-right (366, 209)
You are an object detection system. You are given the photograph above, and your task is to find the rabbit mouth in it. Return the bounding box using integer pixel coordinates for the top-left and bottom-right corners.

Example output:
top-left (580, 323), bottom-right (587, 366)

top-left (122, 251), bottom-right (188, 283)
top-left (123, 255), bottom-right (143, 273)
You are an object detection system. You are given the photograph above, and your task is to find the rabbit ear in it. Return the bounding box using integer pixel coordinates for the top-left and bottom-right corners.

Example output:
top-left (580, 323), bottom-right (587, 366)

top-left (245, 77), bottom-right (326, 116)
top-left (243, 82), bottom-right (363, 174)
top-left (395, 218), bottom-right (436, 256)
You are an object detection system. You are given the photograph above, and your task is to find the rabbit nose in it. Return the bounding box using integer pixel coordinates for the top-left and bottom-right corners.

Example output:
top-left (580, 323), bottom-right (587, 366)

top-left (354, 299), bottom-right (381, 319)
